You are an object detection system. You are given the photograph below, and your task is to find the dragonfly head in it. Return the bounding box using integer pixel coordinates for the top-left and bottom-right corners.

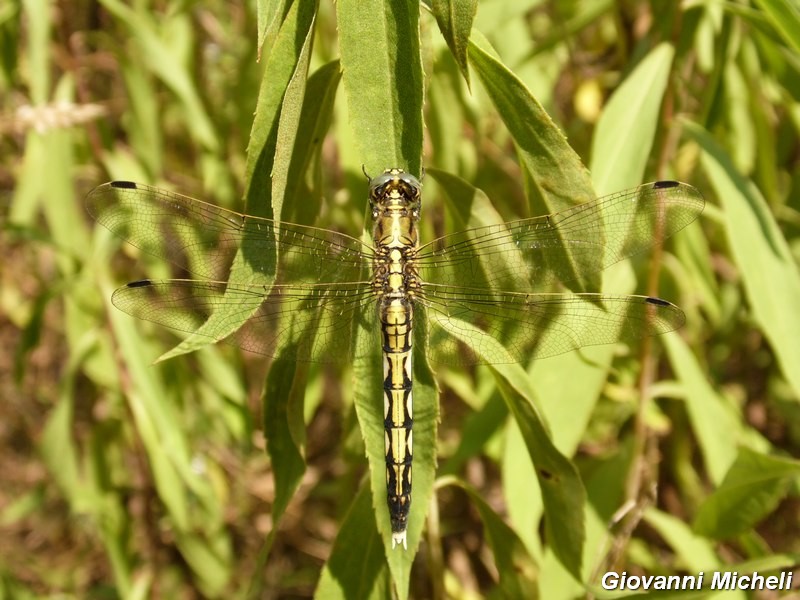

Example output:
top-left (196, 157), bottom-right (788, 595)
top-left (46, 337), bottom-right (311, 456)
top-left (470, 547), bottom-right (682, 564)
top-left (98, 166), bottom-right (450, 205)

top-left (368, 168), bottom-right (422, 220)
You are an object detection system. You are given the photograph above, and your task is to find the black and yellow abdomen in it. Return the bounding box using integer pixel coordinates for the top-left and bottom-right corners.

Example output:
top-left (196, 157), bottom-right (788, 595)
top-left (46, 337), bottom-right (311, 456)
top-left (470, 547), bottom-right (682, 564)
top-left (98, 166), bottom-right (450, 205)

top-left (380, 297), bottom-right (413, 548)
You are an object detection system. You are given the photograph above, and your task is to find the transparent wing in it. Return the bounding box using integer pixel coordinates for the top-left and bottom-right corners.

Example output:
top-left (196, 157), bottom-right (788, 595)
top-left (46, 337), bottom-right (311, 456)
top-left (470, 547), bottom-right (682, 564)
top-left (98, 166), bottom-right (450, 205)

top-left (418, 283), bottom-right (685, 366)
top-left (111, 279), bottom-right (378, 363)
top-left (415, 181), bottom-right (704, 292)
top-left (87, 181), bottom-right (374, 284)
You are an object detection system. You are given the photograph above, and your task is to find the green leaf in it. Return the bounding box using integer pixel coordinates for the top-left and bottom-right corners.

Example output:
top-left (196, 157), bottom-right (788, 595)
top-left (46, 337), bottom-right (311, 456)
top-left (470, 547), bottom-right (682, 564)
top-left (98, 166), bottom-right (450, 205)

top-left (644, 508), bottom-right (721, 571)
top-left (753, 0), bottom-right (800, 53)
top-left (120, 58), bottom-right (163, 175)
top-left (40, 382), bottom-right (81, 506)
top-left (22, 0), bottom-right (50, 103)
top-left (693, 447), bottom-right (800, 539)
top-left (97, 0), bottom-right (218, 151)
top-left (430, 312), bottom-right (585, 578)
top-left (244, 0), bottom-right (317, 215)
top-left (157, 1), bottom-right (317, 361)
top-left (284, 60), bottom-right (342, 220)
top-left (425, 47), bottom-right (472, 174)
top-left (337, 0), bottom-right (424, 176)
top-left (503, 417), bottom-right (543, 561)
top-left (174, 530), bottom-right (232, 597)
top-left (94, 288), bottom-right (192, 543)
top-left (430, 0), bottom-right (477, 84)
top-left (663, 333), bottom-right (741, 485)
top-left (352, 307), bottom-right (437, 595)
top-left (685, 121), bottom-right (800, 399)
top-left (271, 10), bottom-right (316, 222)
top-left (467, 31), bottom-right (598, 292)
top-left (316, 484), bottom-right (390, 599)
top-left (263, 351), bottom-right (308, 530)
top-left (442, 392), bottom-right (507, 476)
top-left (590, 42), bottom-right (675, 194)
top-left (439, 477), bottom-right (539, 598)
top-left (493, 374), bottom-right (585, 580)
top-left (336, 3), bottom-right (427, 593)
top-left (523, 43), bottom-right (688, 526)
top-left (426, 168), bottom-right (532, 292)
top-left (467, 30), bottom-right (594, 215)
top-left (256, 0), bottom-right (290, 60)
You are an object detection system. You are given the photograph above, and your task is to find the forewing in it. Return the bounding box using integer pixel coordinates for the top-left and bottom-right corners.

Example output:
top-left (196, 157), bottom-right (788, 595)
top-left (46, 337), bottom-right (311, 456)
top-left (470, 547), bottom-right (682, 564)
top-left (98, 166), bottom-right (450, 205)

top-left (111, 279), bottom-right (377, 363)
top-left (416, 181), bottom-right (704, 293)
top-left (86, 181), bottom-right (374, 284)
top-left (419, 284), bottom-right (685, 366)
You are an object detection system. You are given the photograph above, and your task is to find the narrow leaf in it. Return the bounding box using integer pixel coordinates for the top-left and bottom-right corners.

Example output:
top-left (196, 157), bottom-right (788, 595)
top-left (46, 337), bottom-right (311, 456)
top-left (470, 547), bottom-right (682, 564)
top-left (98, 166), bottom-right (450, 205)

top-left (353, 305), bottom-right (437, 594)
top-left (467, 30), bottom-right (595, 216)
top-left (686, 121), bottom-right (800, 399)
top-left (158, 1), bottom-right (317, 361)
top-left (337, 0), bottom-right (424, 176)
top-left (663, 333), bottom-right (740, 485)
top-left (440, 477), bottom-right (539, 598)
top-left (430, 0), bottom-right (477, 84)
top-left (693, 447), bottom-right (800, 538)
top-left (753, 0), bottom-right (800, 53)
top-left (316, 484), bottom-right (390, 599)
top-left (256, 0), bottom-right (290, 60)
top-left (263, 350), bottom-right (308, 527)
top-left (467, 31), bottom-right (598, 292)
top-left (98, 0), bottom-right (218, 151)
top-left (431, 312), bottom-right (585, 578)
top-left (337, 3), bottom-right (426, 594)
top-left (493, 374), bottom-right (585, 580)
top-left (590, 42), bottom-right (674, 194)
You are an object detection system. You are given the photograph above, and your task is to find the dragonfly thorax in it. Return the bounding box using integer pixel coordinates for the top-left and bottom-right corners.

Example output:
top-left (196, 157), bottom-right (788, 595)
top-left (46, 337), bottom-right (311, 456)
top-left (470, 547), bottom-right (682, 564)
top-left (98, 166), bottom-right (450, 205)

top-left (371, 168), bottom-right (421, 302)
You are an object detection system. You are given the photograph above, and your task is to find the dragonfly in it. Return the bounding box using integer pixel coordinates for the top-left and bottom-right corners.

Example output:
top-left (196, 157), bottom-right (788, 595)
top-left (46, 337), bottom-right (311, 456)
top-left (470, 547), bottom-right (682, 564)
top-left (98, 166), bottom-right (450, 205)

top-left (87, 169), bottom-right (704, 550)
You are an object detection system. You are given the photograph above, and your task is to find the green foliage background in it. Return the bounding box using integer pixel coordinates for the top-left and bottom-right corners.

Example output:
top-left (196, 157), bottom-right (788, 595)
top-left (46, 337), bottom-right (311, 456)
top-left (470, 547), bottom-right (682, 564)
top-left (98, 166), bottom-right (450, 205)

top-left (2, 0), bottom-right (800, 597)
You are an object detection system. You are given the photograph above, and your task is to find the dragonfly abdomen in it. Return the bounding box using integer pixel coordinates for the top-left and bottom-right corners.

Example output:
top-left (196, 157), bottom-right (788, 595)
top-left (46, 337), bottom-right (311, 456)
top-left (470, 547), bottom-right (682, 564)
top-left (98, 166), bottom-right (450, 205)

top-left (380, 298), bottom-right (414, 550)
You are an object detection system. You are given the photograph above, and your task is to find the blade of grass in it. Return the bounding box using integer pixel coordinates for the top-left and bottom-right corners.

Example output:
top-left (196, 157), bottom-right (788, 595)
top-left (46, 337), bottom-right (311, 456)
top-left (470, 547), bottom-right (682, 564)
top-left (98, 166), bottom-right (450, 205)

top-left (662, 333), bottom-right (741, 485)
top-left (98, 0), bottom-right (218, 151)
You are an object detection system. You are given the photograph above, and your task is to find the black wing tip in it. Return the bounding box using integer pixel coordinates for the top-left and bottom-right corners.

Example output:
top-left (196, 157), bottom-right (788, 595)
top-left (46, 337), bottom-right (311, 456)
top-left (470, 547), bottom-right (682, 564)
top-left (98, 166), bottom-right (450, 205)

top-left (645, 296), bottom-right (672, 307)
top-left (126, 279), bottom-right (154, 288)
top-left (653, 180), bottom-right (680, 189)
top-left (646, 296), bottom-right (687, 331)
top-left (110, 180), bottom-right (138, 189)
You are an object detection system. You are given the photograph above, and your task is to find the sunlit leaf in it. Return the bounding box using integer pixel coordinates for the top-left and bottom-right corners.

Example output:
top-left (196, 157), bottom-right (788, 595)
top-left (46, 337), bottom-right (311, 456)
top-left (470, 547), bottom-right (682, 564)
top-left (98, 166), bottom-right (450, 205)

top-left (694, 447), bottom-right (800, 538)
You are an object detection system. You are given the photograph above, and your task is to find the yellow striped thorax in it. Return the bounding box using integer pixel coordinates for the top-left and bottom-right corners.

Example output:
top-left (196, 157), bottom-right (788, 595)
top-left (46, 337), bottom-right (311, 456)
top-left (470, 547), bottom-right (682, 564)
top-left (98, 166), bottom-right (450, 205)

top-left (369, 168), bottom-right (421, 299)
